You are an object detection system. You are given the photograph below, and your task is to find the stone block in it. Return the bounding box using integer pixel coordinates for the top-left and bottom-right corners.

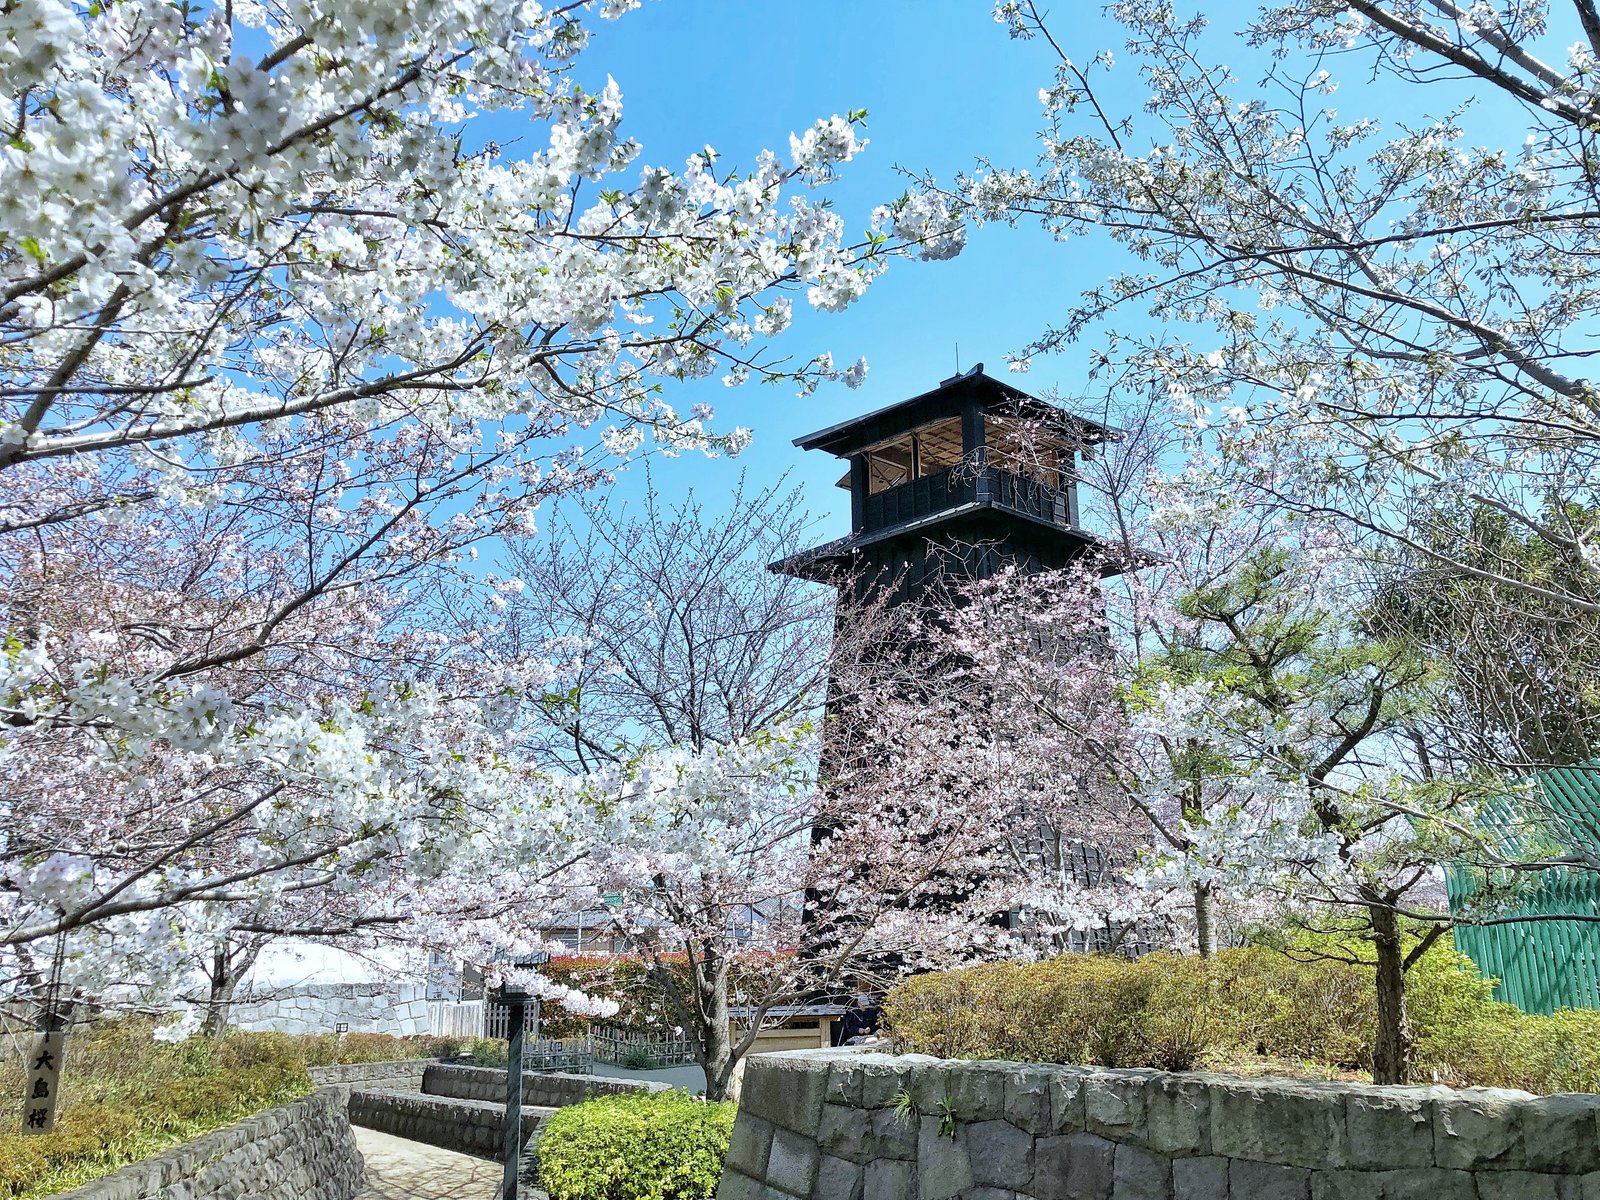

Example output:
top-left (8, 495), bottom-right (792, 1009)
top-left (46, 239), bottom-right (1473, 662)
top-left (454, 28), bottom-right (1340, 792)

top-left (1209, 1081), bottom-right (1345, 1169)
top-left (868, 1106), bottom-right (919, 1160)
top-left (766, 1128), bottom-right (821, 1198)
top-left (1521, 1094), bottom-right (1600, 1173)
top-left (745, 1059), bottom-right (832, 1136)
top-left (817, 1103), bottom-right (870, 1163)
top-left (1033, 1132), bottom-right (1116, 1200)
top-left (861, 1057), bottom-right (920, 1110)
top-left (917, 1115), bottom-right (974, 1200)
top-left (1113, 1143), bottom-right (1171, 1200)
top-left (1309, 1170), bottom-right (1377, 1200)
top-left (1051, 1070), bottom-right (1088, 1133)
top-left (1005, 1065), bottom-right (1057, 1136)
top-left (1432, 1088), bottom-right (1528, 1170)
top-left (815, 1153), bottom-right (864, 1200)
top-left (1171, 1156), bottom-right (1228, 1200)
top-left (1083, 1072), bottom-right (1147, 1142)
top-left (1478, 1171), bottom-right (1566, 1200)
top-left (966, 1190), bottom-right (1020, 1200)
top-left (716, 1170), bottom-right (778, 1200)
top-left (948, 1062), bottom-right (1014, 1124)
top-left (1372, 1168), bottom-right (1476, 1200)
top-left (1344, 1087), bottom-right (1435, 1170)
top-left (1226, 1158), bottom-right (1309, 1200)
top-left (1584, 1171), bottom-right (1600, 1200)
top-left (1146, 1075), bottom-right (1210, 1157)
top-left (725, 1115), bottom-right (776, 1178)
top-left (864, 1158), bottom-right (916, 1200)
top-left (910, 1064), bottom-right (955, 1117)
top-left (966, 1118), bottom-right (1035, 1191)
top-left (827, 1062), bottom-right (864, 1109)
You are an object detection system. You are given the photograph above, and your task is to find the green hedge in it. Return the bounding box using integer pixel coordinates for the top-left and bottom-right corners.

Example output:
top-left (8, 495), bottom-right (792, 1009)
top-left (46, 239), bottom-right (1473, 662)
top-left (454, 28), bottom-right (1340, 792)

top-left (536, 1091), bottom-right (736, 1200)
top-left (0, 1022), bottom-right (467, 1199)
top-left (882, 943), bottom-right (1600, 1093)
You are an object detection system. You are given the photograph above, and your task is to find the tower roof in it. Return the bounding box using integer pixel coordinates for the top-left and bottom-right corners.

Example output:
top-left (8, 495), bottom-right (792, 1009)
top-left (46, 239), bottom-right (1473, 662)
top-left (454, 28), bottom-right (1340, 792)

top-left (793, 364), bottom-right (1117, 459)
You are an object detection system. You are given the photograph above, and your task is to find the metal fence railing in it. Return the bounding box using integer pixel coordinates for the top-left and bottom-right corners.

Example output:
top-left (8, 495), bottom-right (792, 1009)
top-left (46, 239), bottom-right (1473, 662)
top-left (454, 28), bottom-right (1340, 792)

top-left (519, 1035), bottom-right (594, 1073)
top-left (590, 1026), bottom-right (697, 1068)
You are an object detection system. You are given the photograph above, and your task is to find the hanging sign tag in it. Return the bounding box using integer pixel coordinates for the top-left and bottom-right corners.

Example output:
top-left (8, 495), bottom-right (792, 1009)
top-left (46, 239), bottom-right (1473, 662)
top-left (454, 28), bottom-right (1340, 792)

top-left (22, 1030), bottom-right (65, 1135)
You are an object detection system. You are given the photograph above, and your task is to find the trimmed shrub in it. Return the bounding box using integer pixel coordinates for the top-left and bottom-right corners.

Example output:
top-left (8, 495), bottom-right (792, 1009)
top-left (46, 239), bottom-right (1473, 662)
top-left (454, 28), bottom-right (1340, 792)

top-left (0, 1020), bottom-right (462, 1199)
top-left (882, 941), bottom-right (1600, 1093)
top-left (536, 1091), bottom-right (736, 1200)
top-left (462, 1036), bottom-right (510, 1067)
top-left (882, 953), bottom-right (1224, 1071)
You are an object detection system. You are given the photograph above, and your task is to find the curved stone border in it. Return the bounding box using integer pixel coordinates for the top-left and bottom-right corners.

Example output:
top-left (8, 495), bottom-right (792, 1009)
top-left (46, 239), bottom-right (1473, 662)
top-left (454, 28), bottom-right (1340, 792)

top-left (420, 1062), bottom-right (669, 1107)
top-left (719, 1048), bottom-right (1600, 1200)
top-left (46, 1087), bottom-right (363, 1200)
top-left (347, 1088), bottom-right (547, 1161)
top-left (308, 1056), bottom-right (438, 1095)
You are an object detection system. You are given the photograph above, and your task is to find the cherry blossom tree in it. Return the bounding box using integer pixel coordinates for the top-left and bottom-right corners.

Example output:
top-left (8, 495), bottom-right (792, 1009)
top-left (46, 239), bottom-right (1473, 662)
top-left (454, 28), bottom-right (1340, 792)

top-left (931, 0), bottom-right (1600, 628)
top-left (0, 0), bottom-right (968, 1023)
top-left (500, 471), bottom-right (839, 770)
top-left (491, 480), bottom-right (1066, 1098)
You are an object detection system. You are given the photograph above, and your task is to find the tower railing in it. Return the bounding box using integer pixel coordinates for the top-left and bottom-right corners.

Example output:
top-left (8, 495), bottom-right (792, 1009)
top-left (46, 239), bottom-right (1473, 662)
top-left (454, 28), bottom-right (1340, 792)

top-left (859, 462), bottom-right (1074, 533)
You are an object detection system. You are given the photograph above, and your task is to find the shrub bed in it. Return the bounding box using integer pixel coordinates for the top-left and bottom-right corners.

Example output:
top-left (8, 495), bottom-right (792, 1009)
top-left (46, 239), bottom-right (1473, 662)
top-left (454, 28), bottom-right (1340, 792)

top-left (536, 1090), bottom-right (736, 1200)
top-left (0, 1020), bottom-right (465, 1199)
top-left (882, 942), bottom-right (1600, 1093)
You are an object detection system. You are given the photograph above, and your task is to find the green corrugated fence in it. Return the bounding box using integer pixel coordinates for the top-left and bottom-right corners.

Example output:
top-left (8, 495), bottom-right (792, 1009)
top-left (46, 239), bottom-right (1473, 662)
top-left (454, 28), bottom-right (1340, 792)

top-left (1447, 762), bottom-right (1600, 1014)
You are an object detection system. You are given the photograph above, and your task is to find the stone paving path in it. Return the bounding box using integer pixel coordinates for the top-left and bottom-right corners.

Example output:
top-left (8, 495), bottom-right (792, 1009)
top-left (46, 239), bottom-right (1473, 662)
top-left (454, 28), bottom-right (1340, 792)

top-left (355, 1125), bottom-right (502, 1199)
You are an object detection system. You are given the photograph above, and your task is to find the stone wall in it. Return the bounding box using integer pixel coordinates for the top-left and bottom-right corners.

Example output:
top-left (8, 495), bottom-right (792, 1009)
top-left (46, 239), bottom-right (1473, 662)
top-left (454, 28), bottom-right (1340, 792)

top-left (228, 981), bottom-right (431, 1035)
top-left (340, 1060), bottom-right (666, 1162)
top-left (345, 1088), bottom-right (543, 1159)
top-left (420, 1062), bottom-right (669, 1107)
top-left (307, 1056), bottom-right (435, 1093)
top-left (47, 1088), bottom-right (362, 1200)
top-left (719, 1048), bottom-right (1600, 1200)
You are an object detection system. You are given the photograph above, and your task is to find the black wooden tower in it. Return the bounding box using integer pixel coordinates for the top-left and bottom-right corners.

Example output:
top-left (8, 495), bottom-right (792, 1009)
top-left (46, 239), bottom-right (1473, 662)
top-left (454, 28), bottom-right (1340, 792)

top-left (771, 364), bottom-right (1122, 599)
top-left (773, 366), bottom-right (1151, 961)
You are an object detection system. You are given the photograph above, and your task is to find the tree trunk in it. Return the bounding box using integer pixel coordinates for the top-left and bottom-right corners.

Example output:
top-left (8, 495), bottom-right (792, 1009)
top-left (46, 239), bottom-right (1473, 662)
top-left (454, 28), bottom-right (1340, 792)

top-left (1368, 902), bottom-right (1412, 1085)
top-left (201, 937), bottom-right (263, 1040)
top-left (700, 972), bottom-right (736, 1102)
top-left (1193, 883), bottom-right (1216, 959)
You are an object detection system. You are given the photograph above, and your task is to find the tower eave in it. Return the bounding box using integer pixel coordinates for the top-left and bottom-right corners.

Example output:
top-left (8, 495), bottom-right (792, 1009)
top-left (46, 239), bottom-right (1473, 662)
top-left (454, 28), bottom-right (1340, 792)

top-left (768, 504), bottom-right (1139, 583)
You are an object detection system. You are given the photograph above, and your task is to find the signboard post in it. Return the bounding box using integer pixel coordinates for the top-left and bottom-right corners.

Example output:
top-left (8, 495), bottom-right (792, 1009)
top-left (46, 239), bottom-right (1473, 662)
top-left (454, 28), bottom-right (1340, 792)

top-left (22, 1024), bottom-right (65, 1136)
top-left (492, 981), bottom-right (531, 1200)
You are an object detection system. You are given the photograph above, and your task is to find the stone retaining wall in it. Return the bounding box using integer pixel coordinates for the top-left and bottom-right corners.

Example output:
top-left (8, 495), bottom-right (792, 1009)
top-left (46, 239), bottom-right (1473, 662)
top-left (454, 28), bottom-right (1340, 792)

top-left (719, 1048), bottom-right (1600, 1200)
top-left (48, 1088), bottom-right (362, 1200)
top-left (421, 1062), bottom-right (669, 1106)
top-left (345, 1088), bottom-right (545, 1159)
top-left (308, 1056), bottom-right (436, 1092)
top-left (338, 1061), bottom-right (666, 1163)
top-left (229, 982), bottom-right (431, 1036)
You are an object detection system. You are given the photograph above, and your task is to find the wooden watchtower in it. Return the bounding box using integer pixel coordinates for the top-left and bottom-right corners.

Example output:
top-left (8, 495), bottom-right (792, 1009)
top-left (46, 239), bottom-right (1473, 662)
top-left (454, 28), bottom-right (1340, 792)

top-left (773, 366), bottom-right (1151, 959)
top-left (771, 364), bottom-right (1122, 600)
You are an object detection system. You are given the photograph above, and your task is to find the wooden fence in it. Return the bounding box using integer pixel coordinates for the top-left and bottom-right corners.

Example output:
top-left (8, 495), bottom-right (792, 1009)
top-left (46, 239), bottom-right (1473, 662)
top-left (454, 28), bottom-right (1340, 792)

top-left (427, 1000), bottom-right (485, 1038)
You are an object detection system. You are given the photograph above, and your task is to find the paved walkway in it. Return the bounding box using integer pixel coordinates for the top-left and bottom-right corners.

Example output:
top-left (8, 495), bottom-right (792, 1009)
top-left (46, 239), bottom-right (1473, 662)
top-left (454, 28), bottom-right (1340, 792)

top-left (355, 1125), bottom-right (502, 1199)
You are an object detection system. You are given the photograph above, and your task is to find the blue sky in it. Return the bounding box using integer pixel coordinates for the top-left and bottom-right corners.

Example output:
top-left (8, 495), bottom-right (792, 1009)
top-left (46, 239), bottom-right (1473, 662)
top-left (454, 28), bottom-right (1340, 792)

top-left (525, 0), bottom-right (1124, 546)
top-left (494, 0), bottom-right (1562, 552)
